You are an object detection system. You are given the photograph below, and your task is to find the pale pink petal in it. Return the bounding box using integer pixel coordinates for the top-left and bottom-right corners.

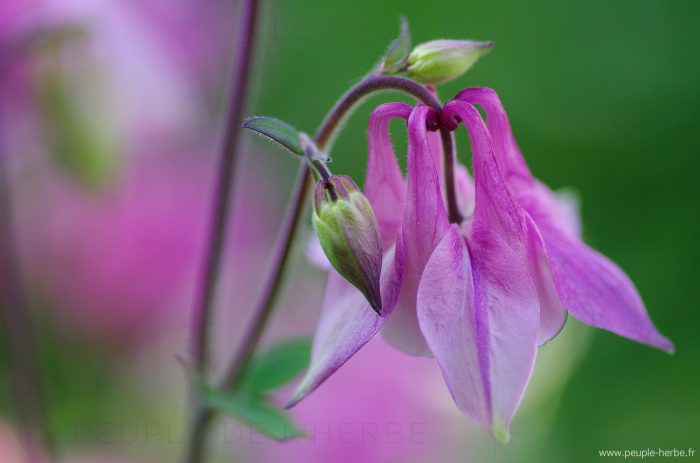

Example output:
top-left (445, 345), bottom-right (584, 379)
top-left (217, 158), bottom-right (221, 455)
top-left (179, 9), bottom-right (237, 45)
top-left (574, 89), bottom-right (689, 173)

top-left (305, 233), bottom-right (331, 270)
top-left (364, 102), bottom-right (411, 248)
top-left (417, 225), bottom-right (489, 428)
top-left (454, 163), bottom-right (475, 219)
top-left (517, 181), bottom-right (581, 240)
top-left (459, 88), bottom-right (671, 351)
top-left (287, 244), bottom-right (404, 407)
top-left (439, 100), bottom-right (539, 439)
top-left (455, 87), bottom-right (532, 183)
top-left (536, 219), bottom-right (674, 352)
top-left (381, 105), bottom-right (449, 357)
top-left (457, 89), bottom-right (572, 343)
top-left (524, 216), bottom-right (568, 345)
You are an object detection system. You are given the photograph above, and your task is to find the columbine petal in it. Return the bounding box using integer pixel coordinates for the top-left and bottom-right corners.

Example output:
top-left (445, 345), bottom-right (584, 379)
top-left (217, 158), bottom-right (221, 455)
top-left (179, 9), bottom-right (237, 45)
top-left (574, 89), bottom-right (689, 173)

top-left (382, 105), bottom-right (449, 356)
top-left (430, 100), bottom-right (539, 439)
top-left (365, 102), bottom-right (411, 248)
top-left (286, 244), bottom-right (404, 407)
top-left (417, 225), bottom-right (489, 428)
top-left (535, 218), bottom-right (674, 352)
top-left (459, 88), bottom-right (580, 241)
top-left (455, 87), bottom-right (532, 184)
top-left (524, 217), bottom-right (569, 345)
top-left (454, 162), bottom-right (475, 218)
top-left (456, 88), bottom-right (577, 343)
top-left (457, 87), bottom-right (672, 351)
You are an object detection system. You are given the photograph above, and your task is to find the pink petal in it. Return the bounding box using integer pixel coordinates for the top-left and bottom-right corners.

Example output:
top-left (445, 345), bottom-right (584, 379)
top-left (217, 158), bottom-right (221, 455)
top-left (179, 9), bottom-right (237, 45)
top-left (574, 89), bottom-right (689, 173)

top-left (536, 218), bottom-right (674, 352)
top-left (456, 89), bottom-right (570, 343)
top-left (455, 87), bottom-right (532, 183)
top-left (438, 100), bottom-right (540, 439)
top-left (364, 102), bottom-right (412, 248)
top-left (417, 225), bottom-right (489, 427)
top-left (459, 88), bottom-right (672, 351)
top-left (286, 244), bottom-right (404, 407)
top-left (426, 85), bottom-right (445, 177)
top-left (524, 217), bottom-right (569, 344)
top-left (382, 105), bottom-right (449, 356)
top-left (517, 181), bottom-right (581, 240)
top-left (454, 162), bottom-right (475, 219)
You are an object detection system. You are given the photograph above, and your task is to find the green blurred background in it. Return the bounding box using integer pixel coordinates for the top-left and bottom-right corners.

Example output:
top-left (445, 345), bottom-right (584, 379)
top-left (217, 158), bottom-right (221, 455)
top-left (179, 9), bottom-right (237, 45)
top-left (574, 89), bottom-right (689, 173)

top-left (250, 0), bottom-right (699, 461)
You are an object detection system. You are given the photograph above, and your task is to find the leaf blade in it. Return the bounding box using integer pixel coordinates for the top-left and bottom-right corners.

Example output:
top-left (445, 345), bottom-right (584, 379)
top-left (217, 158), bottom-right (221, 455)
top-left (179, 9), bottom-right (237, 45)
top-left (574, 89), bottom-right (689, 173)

top-left (201, 388), bottom-right (306, 441)
top-left (242, 337), bottom-right (312, 393)
top-left (242, 116), bottom-right (304, 156)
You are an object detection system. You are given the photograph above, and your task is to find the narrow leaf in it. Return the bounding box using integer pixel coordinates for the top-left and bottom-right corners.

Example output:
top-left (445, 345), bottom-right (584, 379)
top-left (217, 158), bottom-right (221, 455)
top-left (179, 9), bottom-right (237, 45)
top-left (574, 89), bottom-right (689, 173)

top-left (241, 337), bottom-right (312, 393)
top-left (242, 116), bottom-right (304, 156)
top-left (201, 388), bottom-right (306, 441)
top-left (381, 16), bottom-right (411, 73)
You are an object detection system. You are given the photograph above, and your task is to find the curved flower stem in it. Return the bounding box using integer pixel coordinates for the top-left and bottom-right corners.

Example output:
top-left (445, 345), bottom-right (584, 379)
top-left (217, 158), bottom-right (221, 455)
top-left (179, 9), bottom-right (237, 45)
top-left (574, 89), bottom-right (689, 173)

top-left (315, 75), bottom-right (441, 149)
top-left (182, 74), bottom-right (443, 463)
top-left (191, 0), bottom-right (260, 372)
top-left (440, 128), bottom-right (463, 223)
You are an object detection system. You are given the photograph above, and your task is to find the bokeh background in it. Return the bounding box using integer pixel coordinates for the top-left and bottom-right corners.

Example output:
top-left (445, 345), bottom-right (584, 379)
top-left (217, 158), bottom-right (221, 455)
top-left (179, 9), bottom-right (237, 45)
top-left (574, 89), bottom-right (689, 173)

top-left (1, 0), bottom-right (698, 462)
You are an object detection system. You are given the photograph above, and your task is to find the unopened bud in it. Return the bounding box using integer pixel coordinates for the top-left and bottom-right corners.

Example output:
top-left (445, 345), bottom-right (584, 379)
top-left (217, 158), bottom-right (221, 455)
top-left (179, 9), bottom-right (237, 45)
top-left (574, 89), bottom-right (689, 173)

top-left (312, 176), bottom-right (383, 313)
top-left (406, 40), bottom-right (493, 84)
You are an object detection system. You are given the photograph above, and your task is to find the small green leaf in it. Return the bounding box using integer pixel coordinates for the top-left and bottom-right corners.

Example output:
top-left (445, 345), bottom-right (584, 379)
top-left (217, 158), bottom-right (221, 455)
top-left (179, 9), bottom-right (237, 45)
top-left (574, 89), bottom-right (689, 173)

top-left (241, 337), bottom-right (312, 393)
top-left (201, 388), bottom-right (306, 441)
top-left (242, 116), bottom-right (304, 156)
top-left (381, 16), bottom-right (411, 73)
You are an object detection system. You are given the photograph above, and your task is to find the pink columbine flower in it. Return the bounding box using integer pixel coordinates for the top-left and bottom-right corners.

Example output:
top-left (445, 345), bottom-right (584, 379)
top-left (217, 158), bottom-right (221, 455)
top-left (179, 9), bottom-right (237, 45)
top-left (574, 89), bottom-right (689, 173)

top-left (288, 89), bottom-right (672, 440)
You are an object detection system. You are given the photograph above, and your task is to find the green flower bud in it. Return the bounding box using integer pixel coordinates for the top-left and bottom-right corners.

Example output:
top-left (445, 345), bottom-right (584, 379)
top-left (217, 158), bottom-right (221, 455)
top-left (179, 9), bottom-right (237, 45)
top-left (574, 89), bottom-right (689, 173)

top-left (406, 39), bottom-right (493, 84)
top-left (313, 176), bottom-right (383, 313)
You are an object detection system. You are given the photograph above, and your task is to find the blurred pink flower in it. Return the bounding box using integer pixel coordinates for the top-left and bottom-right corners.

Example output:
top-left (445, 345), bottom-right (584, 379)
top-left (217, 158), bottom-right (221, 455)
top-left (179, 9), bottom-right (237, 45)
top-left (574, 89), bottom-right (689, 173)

top-left (0, 421), bottom-right (28, 463)
top-left (1, 0), bottom-right (206, 140)
top-left (14, 153), bottom-right (204, 345)
top-left (0, 0), bottom-right (244, 348)
top-left (14, 147), bottom-right (289, 349)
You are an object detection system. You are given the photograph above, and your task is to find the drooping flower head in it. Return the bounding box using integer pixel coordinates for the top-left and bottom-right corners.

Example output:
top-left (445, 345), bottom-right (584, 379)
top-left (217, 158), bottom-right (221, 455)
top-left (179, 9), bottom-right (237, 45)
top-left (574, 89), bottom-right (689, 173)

top-left (289, 85), bottom-right (673, 440)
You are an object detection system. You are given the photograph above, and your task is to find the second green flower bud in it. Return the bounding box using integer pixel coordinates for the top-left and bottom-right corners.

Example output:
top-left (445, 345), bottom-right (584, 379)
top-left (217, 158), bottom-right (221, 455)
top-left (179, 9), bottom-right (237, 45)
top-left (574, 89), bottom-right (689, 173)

top-left (406, 39), bottom-right (493, 84)
top-left (313, 175), bottom-right (384, 314)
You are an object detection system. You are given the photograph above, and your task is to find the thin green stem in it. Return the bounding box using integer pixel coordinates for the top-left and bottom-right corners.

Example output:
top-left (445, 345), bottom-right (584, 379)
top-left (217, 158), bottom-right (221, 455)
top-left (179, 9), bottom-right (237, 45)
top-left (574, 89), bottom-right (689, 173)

top-left (191, 0), bottom-right (261, 372)
top-left (182, 0), bottom-right (260, 461)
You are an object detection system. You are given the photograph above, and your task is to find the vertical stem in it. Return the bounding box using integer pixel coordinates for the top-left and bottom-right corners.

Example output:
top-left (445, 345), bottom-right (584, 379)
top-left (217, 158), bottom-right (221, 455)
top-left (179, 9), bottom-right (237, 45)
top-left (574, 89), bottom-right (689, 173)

top-left (191, 0), bottom-right (261, 372)
top-left (182, 2), bottom-right (260, 461)
top-left (440, 128), bottom-right (463, 223)
top-left (0, 152), bottom-right (53, 462)
top-left (183, 167), bottom-right (310, 463)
